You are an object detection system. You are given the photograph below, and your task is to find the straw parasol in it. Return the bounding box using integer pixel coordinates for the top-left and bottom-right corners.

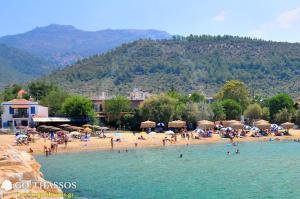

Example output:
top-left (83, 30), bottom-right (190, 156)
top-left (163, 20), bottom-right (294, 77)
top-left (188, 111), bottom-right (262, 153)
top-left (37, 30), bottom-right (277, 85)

top-left (140, 120), bottom-right (156, 129)
top-left (230, 122), bottom-right (244, 130)
top-left (197, 120), bottom-right (214, 129)
top-left (222, 120), bottom-right (239, 127)
top-left (281, 122), bottom-right (294, 129)
top-left (99, 127), bottom-right (109, 131)
top-left (168, 120), bottom-right (186, 128)
top-left (83, 124), bottom-right (93, 128)
top-left (83, 127), bottom-right (92, 133)
top-left (255, 122), bottom-right (271, 129)
top-left (60, 124), bottom-right (70, 127)
top-left (92, 125), bottom-right (101, 130)
top-left (50, 127), bottom-right (61, 131)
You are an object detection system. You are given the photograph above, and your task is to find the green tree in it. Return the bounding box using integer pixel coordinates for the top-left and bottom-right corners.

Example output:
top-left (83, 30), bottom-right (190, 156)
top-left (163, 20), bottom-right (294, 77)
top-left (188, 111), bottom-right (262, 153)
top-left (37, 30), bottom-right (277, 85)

top-left (40, 89), bottom-right (69, 116)
top-left (28, 81), bottom-right (58, 100)
top-left (189, 92), bottom-right (205, 103)
top-left (295, 109), bottom-right (300, 126)
top-left (262, 107), bottom-right (270, 121)
top-left (216, 80), bottom-right (249, 110)
top-left (62, 96), bottom-right (95, 121)
top-left (211, 101), bottom-right (226, 121)
top-left (139, 94), bottom-right (176, 124)
top-left (1, 84), bottom-right (22, 101)
top-left (104, 96), bottom-right (131, 126)
top-left (267, 93), bottom-right (294, 119)
top-left (274, 108), bottom-right (291, 124)
top-left (221, 99), bottom-right (242, 120)
top-left (244, 103), bottom-right (263, 122)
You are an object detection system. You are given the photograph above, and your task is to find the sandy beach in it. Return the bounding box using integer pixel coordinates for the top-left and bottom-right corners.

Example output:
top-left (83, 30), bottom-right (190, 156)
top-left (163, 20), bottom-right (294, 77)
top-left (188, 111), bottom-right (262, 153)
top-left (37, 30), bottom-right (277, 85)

top-left (1, 129), bottom-right (300, 155)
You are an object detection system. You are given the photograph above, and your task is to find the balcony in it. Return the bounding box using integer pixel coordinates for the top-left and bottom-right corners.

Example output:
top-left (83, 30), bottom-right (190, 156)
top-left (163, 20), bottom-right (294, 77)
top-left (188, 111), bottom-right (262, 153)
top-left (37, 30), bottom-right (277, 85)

top-left (12, 113), bottom-right (29, 118)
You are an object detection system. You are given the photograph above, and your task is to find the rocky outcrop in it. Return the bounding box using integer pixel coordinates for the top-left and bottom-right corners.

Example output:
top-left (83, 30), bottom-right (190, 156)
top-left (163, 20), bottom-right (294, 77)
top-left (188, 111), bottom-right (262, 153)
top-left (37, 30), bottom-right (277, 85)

top-left (0, 145), bottom-right (63, 199)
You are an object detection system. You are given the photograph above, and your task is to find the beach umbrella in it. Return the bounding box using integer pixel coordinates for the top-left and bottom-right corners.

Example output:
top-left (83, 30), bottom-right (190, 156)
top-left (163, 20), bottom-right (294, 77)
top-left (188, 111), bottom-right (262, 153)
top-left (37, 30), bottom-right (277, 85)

top-left (277, 126), bottom-right (284, 130)
top-left (225, 127), bottom-right (233, 131)
top-left (251, 127), bottom-right (260, 131)
top-left (157, 122), bottom-right (165, 127)
top-left (194, 128), bottom-right (204, 134)
top-left (256, 122), bottom-right (271, 129)
top-left (271, 124), bottom-right (279, 130)
top-left (215, 124), bottom-right (223, 128)
top-left (16, 134), bottom-right (27, 139)
top-left (168, 120), bottom-right (186, 128)
top-left (165, 130), bottom-right (175, 135)
top-left (83, 124), bottom-right (93, 128)
top-left (69, 131), bottom-right (80, 136)
top-left (60, 124), bottom-right (70, 127)
top-left (149, 132), bottom-right (157, 136)
top-left (99, 127), bottom-right (109, 131)
top-left (281, 122), bottom-right (294, 129)
top-left (140, 120), bottom-right (156, 129)
top-left (230, 122), bottom-right (244, 130)
top-left (83, 127), bottom-right (92, 133)
top-left (51, 127), bottom-right (61, 131)
top-left (197, 120), bottom-right (214, 129)
top-left (243, 125), bottom-right (251, 130)
top-left (92, 125), bottom-right (101, 130)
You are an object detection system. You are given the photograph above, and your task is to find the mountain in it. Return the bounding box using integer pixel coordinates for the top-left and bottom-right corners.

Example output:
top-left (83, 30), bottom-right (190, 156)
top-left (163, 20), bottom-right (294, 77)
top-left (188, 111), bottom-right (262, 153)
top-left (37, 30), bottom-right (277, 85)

top-left (0, 24), bottom-right (172, 66)
top-left (0, 44), bottom-right (50, 89)
top-left (41, 35), bottom-right (300, 97)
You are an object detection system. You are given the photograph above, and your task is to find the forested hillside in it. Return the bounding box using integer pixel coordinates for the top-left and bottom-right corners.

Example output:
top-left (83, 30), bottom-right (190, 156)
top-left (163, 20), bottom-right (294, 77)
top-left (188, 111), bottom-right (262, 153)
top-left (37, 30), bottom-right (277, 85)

top-left (42, 35), bottom-right (300, 97)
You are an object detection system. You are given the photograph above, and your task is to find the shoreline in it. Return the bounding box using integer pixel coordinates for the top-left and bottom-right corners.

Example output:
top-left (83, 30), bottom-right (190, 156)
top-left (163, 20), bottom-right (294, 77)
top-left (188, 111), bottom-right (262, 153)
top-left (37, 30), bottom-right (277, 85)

top-left (1, 129), bottom-right (300, 155)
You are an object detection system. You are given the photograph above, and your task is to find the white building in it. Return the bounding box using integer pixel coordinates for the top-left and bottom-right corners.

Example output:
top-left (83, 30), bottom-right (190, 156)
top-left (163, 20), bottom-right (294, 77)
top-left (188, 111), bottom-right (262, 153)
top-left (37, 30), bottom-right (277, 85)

top-left (1, 99), bottom-right (48, 128)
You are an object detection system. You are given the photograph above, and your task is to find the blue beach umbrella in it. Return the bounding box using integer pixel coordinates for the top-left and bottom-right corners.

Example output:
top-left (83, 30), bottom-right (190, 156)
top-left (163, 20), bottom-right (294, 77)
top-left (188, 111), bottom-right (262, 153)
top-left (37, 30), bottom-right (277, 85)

top-left (244, 125), bottom-right (251, 130)
top-left (157, 122), bottom-right (165, 127)
top-left (16, 134), bottom-right (27, 139)
top-left (251, 127), bottom-right (260, 131)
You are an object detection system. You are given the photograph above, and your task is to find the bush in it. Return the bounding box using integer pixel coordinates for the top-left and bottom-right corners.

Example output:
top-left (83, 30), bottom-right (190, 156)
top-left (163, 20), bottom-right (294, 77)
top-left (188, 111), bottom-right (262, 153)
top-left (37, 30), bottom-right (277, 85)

top-left (274, 108), bottom-right (291, 124)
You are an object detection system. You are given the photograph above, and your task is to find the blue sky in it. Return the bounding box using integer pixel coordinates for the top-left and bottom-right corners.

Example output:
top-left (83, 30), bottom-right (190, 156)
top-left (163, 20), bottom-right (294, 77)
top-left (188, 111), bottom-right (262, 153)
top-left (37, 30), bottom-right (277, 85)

top-left (1, 0), bottom-right (300, 42)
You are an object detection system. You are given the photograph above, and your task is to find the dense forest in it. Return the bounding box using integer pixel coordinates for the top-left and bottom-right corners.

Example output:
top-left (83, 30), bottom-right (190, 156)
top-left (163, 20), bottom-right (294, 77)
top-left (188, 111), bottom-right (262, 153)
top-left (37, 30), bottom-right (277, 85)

top-left (42, 35), bottom-right (300, 97)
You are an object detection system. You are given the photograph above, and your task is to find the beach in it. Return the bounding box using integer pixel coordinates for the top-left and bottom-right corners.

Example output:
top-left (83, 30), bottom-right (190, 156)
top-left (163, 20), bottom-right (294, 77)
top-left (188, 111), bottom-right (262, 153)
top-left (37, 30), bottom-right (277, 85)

top-left (1, 129), bottom-right (300, 155)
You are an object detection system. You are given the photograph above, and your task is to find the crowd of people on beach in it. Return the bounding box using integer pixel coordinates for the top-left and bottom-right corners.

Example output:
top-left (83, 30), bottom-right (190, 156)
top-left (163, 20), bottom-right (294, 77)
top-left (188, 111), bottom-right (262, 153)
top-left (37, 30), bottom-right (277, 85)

top-left (10, 119), bottom-right (295, 157)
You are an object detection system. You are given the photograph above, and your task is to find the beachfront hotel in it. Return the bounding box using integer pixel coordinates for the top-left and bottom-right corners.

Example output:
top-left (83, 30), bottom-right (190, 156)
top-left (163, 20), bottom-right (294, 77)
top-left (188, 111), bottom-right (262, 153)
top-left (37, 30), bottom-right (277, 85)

top-left (1, 99), bottom-right (48, 128)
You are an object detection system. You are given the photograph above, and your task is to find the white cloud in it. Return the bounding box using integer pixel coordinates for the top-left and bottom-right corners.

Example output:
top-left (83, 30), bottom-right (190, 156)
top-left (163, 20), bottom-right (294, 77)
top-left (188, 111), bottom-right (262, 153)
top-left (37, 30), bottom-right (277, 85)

top-left (277, 6), bottom-right (300, 28)
top-left (212, 11), bottom-right (228, 22)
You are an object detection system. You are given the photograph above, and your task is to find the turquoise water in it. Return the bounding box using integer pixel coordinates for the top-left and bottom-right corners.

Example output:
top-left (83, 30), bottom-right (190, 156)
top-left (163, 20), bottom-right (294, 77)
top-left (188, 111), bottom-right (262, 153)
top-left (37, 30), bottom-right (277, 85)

top-left (36, 141), bottom-right (300, 199)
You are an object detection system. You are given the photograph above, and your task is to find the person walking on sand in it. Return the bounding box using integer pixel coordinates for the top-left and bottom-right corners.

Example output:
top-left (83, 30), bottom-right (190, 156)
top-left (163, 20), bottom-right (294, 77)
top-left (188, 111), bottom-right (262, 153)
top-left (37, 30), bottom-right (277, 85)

top-left (110, 137), bottom-right (114, 149)
top-left (64, 135), bottom-right (69, 148)
top-left (162, 139), bottom-right (166, 146)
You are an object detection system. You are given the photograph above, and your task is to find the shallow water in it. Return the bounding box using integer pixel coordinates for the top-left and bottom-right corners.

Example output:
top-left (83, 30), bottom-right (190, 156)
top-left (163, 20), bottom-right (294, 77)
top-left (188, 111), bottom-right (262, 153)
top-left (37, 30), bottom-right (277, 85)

top-left (36, 141), bottom-right (300, 199)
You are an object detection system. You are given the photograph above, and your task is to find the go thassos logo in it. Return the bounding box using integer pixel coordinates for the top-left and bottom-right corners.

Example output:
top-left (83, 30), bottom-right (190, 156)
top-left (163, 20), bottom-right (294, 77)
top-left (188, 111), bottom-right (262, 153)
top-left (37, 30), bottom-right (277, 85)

top-left (1, 179), bottom-right (77, 191)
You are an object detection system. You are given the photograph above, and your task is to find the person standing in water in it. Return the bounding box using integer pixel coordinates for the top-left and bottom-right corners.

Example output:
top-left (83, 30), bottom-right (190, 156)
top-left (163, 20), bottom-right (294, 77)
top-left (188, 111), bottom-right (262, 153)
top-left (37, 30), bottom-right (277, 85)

top-left (180, 154), bottom-right (183, 158)
top-left (236, 149), bottom-right (240, 154)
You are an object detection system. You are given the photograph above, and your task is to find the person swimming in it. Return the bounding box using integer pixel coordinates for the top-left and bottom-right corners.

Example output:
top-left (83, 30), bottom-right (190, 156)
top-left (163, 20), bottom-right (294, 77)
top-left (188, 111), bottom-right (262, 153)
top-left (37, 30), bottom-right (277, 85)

top-left (180, 154), bottom-right (183, 158)
top-left (236, 149), bottom-right (240, 154)
top-left (227, 151), bottom-right (230, 155)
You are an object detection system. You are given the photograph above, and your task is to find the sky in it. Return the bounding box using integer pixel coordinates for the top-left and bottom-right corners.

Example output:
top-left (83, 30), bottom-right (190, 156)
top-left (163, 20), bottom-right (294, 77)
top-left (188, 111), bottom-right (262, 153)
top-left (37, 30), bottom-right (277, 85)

top-left (1, 0), bottom-right (300, 42)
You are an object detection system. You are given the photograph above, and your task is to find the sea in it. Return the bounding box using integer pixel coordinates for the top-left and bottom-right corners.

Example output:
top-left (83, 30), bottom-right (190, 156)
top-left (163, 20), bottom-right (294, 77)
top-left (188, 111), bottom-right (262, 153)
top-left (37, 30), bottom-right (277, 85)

top-left (36, 141), bottom-right (300, 199)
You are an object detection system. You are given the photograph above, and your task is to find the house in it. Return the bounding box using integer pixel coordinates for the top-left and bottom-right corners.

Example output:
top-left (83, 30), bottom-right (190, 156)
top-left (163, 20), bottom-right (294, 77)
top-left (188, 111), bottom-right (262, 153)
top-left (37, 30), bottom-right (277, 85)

top-left (1, 99), bottom-right (48, 128)
top-left (90, 89), bottom-right (151, 123)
